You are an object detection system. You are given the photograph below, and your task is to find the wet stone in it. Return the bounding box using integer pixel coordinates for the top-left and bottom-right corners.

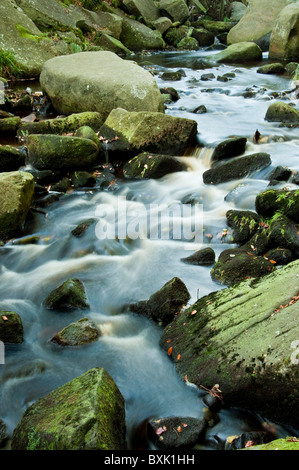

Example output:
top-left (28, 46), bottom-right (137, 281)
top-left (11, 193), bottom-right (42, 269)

top-left (147, 416), bottom-right (206, 450)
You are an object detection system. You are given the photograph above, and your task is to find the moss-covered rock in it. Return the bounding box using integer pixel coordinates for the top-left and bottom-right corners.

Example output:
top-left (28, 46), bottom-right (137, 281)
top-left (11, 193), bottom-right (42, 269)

top-left (158, 0), bottom-right (190, 24)
top-left (123, 0), bottom-right (160, 26)
top-left (18, 112), bottom-right (104, 137)
top-left (94, 33), bottom-right (131, 55)
top-left (0, 145), bottom-right (26, 172)
top-left (203, 152), bottom-right (271, 185)
top-left (100, 108), bottom-right (197, 159)
top-left (244, 438), bottom-right (299, 451)
top-left (11, 367), bottom-right (127, 450)
top-left (256, 63), bottom-right (286, 75)
top-left (26, 134), bottom-right (100, 171)
top-left (130, 277), bottom-right (190, 326)
top-left (268, 214), bottom-right (299, 258)
top-left (265, 101), bottom-right (299, 124)
top-left (210, 247), bottom-right (275, 286)
top-left (0, 311), bottom-right (23, 343)
top-left (0, 116), bottom-right (22, 136)
top-left (50, 317), bottom-right (101, 346)
top-left (123, 152), bottom-right (186, 179)
top-left (0, 170), bottom-right (34, 241)
top-left (255, 188), bottom-right (299, 223)
top-left (119, 16), bottom-right (165, 51)
top-left (226, 209), bottom-right (260, 245)
top-left (43, 278), bottom-right (90, 311)
top-left (160, 259), bottom-right (299, 427)
top-left (213, 42), bottom-right (263, 63)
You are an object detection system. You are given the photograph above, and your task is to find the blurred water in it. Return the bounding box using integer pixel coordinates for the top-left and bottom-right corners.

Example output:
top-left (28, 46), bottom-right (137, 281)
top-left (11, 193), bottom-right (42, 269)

top-left (0, 50), bottom-right (298, 449)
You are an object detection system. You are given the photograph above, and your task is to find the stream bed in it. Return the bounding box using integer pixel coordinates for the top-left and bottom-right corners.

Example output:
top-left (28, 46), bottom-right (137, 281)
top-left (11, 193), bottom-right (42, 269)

top-left (0, 48), bottom-right (299, 450)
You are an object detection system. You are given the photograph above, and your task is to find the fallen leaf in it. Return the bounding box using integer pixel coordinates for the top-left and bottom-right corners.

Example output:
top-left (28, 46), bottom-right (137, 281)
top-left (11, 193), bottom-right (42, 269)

top-left (177, 354), bottom-right (181, 361)
top-left (168, 346), bottom-right (173, 356)
top-left (166, 339), bottom-right (171, 343)
top-left (155, 427), bottom-right (166, 435)
top-left (177, 426), bottom-right (182, 432)
top-left (245, 440), bottom-right (254, 448)
top-left (191, 310), bottom-right (197, 316)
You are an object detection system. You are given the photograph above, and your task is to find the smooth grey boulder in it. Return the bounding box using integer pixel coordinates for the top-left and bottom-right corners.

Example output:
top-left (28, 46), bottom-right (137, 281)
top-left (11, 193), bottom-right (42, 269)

top-left (40, 51), bottom-right (165, 118)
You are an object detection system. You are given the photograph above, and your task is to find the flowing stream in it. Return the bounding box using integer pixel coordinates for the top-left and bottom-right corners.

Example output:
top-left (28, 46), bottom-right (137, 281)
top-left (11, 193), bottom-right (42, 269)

top-left (0, 48), bottom-right (299, 450)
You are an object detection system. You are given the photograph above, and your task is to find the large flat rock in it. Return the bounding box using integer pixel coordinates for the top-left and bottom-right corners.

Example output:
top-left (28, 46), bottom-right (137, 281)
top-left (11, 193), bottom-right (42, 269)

top-left (160, 259), bottom-right (299, 427)
top-left (40, 51), bottom-right (165, 118)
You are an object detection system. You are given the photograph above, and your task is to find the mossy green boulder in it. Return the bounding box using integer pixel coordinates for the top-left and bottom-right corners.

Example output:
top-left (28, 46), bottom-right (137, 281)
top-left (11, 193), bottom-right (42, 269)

top-left (158, 0), bottom-right (190, 24)
top-left (255, 188), bottom-right (299, 223)
top-left (119, 16), bottom-right (165, 51)
top-left (160, 259), bottom-right (299, 427)
top-left (10, 368), bottom-right (127, 450)
top-left (0, 170), bottom-right (34, 241)
top-left (0, 117), bottom-right (22, 136)
top-left (213, 42), bottom-right (263, 63)
top-left (0, 145), bottom-right (26, 172)
top-left (265, 101), bottom-right (299, 124)
top-left (130, 277), bottom-right (190, 326)
top-left (50, 317), bottom-right (101, 346)
top-left (244, 438), bottom-right (299, 451)
top-left (100, 108), bottom-right (197, 157)
top-left (18, 111), bottom-right (104, 137)
top-left (26, 134), bottom-right (100, 171)
top-left (43, 278), bottom-right (90, 311)
top-left (0, 311), bottom-right (23, 343)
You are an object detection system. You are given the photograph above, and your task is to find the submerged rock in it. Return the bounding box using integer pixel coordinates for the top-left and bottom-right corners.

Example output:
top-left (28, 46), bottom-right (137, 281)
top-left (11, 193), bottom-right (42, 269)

top-left (0, 311), bottom-right (23, 343)
top-left (0, 170), bottom-right (34, 241)
top-left (11, 368), bottom-right (127, 450)
top-left (43, 278), bottom-right (90, 311)
top-left (50, 317), bottom-right (101, 346)
top-left (160, 259), bottom-right (299, 427)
